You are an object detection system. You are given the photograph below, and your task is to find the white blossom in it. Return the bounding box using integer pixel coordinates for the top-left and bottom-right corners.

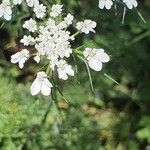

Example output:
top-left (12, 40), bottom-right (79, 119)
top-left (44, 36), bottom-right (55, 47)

top-left (26, 0), bottom-right (39, 7)
top-left (84, 48), bottom-right (110, 71)
top-left (64, 13), bottom-right (74, 26)
top-left (56, 60), bottom-right (74, 80)
top-left (57, 13), bottom-right (74, 29)
top-left (123, 0), bottom-right (138, 9)
top-left (23, 18), bottom-right (37, 32)
top-left (0, 0), bottom-right (12, 20)
top-left (47, 18), bottom-right (56, 29)
top-left (11, 49), bottom-right (29, 69)
top-left (76, 20), bottom-right (97, 34)
top-left (30, 72), bottom-right (53, 96)
top-left (20, 35), bottom-right (35, 46)
top-left (34, 3), bottom-right (46, 18)
top-left (98, 0), bottom-right (113, 10)
top-left (50, 4), bottom-right (63, 18)
top-left (10, 4), bottom-right (110, 97)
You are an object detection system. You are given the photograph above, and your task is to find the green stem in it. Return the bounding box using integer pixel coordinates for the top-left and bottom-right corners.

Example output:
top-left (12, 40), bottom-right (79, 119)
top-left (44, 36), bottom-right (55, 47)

top-left (72, 31), bottom-right (80, 37)
top-left (46, 65), bottom-right (51, 75)
top-left (127, 30), bottom-right (150, 45)
top-left (77, 55), bottom-right (94, 93)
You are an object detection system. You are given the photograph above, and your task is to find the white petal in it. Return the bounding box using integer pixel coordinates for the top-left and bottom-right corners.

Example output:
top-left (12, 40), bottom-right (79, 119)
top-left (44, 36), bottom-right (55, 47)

top-left (88, 58), bottom-right (103, 71)
top-left (11, 53), bottom-right (20, 64)
top-left (132, 0), bottom-right (138, 7)
top-left (105, 0), bottom-right (113, 10)
top-left (96, 52), bottom-right (110, 63)
top-left (58, 71), bottom-right (68, 80)
top-left (5, 6), bottom-right (12, 15)
top-left (124, 1), bottom-right (133, 9)
top-left (19, 62), bottom-right (24, 69)
top-left (98, 0), bottom-right (105, 9)
top-left (66, 66), bottom-right (74, 76)
top-left (19, 58), bottom-right (26, 68)
top-left (41, 79), bottom-right (52, 96)
top-left (4, 13), bottom-right (11, 20)
top-left (30, 79), bottom-right (41, 96)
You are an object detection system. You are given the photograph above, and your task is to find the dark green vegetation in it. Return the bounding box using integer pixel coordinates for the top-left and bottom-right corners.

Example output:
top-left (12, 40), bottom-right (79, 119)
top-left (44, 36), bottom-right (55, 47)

top-left (0, 0), bottom-right (150, 149)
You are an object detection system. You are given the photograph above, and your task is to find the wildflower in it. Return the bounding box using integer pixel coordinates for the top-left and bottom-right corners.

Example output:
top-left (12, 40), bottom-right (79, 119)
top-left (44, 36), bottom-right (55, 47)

top-left (30, 72), bottom-right (53, 96)
top-left (0, 0), bottom-right (12, 20)
top-left (20, 35), bottom-right (35, 46)
top-left (84, 48), bottom-right (110, 71)
top-left (123, 0), bottom-right (138, 9)
top-left (10, 4), bottom-right (109, 97)
top-left (50, 4), bottom-right (63, 18)
top-left (64, 13), bottom-right (74, 26)
top-left (23, 18), bottom-right (37, 32)
top-left (76, 20), bottom-right (97, 34)
top-left (57, 60), bottom-right (74, 80)
top-left (11, 49), bottom-right (29, 69)
top-left (98, 0), bottom-right (113, 10)
top-left (34, 3), bottom-right (46, 18)
top-left (26, 0), bottom-right (39, 7)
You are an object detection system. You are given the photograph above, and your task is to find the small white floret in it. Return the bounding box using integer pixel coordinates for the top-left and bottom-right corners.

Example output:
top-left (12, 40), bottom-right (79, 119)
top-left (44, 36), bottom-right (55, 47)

top-left (11, 49), bottom-right (30, 69)
top-left (98, 0), bottom-right (113, 10)
top-left (30, 71), bottom-right (53, 96)
top-left (0, 0), bottom-right (12, 20)
top-left (23, 18), bottom-right (37, 32)
top-left (76, 20), bottom-right (97, 34)
top-left (56, 60), bottom-right (74, 80)
top-left (84, 48), bottom-right (110, 71)
top-left (123, 0), bottom-right (138, 9)
top-left (50, 4), bottom-right (63, 18)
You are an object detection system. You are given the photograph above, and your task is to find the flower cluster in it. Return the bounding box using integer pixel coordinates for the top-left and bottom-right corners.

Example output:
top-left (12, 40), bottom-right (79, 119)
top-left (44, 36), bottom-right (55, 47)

top-left (98, 0), bottom-right (138, 10)
top-left (10, 4), bottom-right (110, 96)
top-left (0, 0), bottom-right (46, 20)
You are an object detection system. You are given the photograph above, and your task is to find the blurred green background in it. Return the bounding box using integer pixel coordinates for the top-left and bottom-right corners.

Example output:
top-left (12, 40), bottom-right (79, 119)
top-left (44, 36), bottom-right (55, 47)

top-left (0, 0), bottom-right (150, 149)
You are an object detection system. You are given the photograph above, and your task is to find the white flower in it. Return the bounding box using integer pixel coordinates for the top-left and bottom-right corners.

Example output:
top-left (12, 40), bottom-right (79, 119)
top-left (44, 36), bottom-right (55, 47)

top-left (34, 3), bottom-right (46, 18)
top-left (23, 18), bottom-right (37, 32)
top-left (30, 71), bottom-right (53, 96)
top-left (98, 0), bottom-right (113, 10)
top-left (58, 13), bottom-right (74, 29)
top-left (0, 0), bottom-right (12, 20)
top-left (26, 0), bottom-right (39, 7)
top-left (84, 48), bottom-right (110, 71)
top-left (11, 49), bottom-right (29, 69)
top-left (56, 60), bottom-right (74, 80)
top-left (13, 0), bottom-right (22, 5)
top-left (20, 35), bottom-right (35, 46)
top-left (64, 13), bottom-right (74, 26)
top-left (123, 0), bottom-right (138, 9)
top-left (76, 20), bottom-right (97, 34)
top-left (50, 4), bottom-right (63, 18)
top-left (47, 18), bottom-right (56, 29)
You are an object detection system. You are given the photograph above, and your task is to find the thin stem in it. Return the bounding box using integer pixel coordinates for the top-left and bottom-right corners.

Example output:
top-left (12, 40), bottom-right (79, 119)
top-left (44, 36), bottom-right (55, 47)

top-left (137, 11), bottom-right (146, 24)
top-left (72, 31), bottom-right (80, 37)
top-left (77, 55), bottom-right (94, 93)
top-left (127, 30), bottom-right (150, 45)
top-left (46, 65), bottom-right (51, 75)
top-left (122, 7), bottom-right (126, 24)
top-left (104, 73), bottom-right (119, 85)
